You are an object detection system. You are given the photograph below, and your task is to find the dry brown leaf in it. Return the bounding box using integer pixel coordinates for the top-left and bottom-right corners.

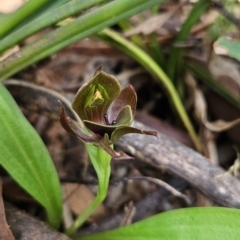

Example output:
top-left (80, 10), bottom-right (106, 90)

top-left (0, 177), bottom-right (15, 240)
top-left (0, 46), bottom-right (20, 62)
top-left (186, 73), bottom-right (240, 163)
top-left (124, 4), bottom-right (181, 36)
top-left (216, 147), bottom-right (240, 179)
top-left (204, 118), bottom-right (240, 132)
top-left (186, 73), bottom-right (240, 132)
top-left (209, 54), bottom-right (240, 96)
top-left (185, 73), bottom-right (218, 163)
top-left (5, 202), bottom-right (70, 240)
top-left (135, 111), bottom-right (193, 147)
top-left (120, 201), bottom-right (136, 227)
top-left (63, 183), bottom-right (105, 221)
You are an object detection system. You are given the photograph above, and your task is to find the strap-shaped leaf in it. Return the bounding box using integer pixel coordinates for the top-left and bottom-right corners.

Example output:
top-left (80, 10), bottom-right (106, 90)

top-left (0, 83), bottom-right (62, 228)
top-left (79, 207), bottom-right (240, 240)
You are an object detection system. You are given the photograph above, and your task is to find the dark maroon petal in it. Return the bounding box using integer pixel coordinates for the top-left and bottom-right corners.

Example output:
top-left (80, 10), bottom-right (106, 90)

top-left (96, 134), bottom-right (133, 160)
top-left (110, 126), bottom-right (158, 144)
top-left (107, 84), bottom-right (137, 123)
top-left (112, 152), bottom-right (134, 160)
top-left (59, 101), bottom-right (100, 143)
top-left (83, 105), bottom-right (134, 137)
top-left (72, 71), bottom-right (121, 123)
top-left (84, 120), bottom-right (117, 137)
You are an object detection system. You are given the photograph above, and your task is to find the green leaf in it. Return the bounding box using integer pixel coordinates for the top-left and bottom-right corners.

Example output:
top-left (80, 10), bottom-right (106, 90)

top-left (0, 0), bottom-right (167, 81)
top-left (0, 0), bottom-right (107, 54)
top-left (0, 83), bottom-right (62, 228)
top-left (79, 207), bottom-right (240, 240)
top-left (0, 0), bottom-right (51, 37)
top-left (65, 144), bottom-right (111, 236)
top-left (167, 0), bottom-right (211, 82)
top-left (214, 37), bottom-right (240, 62)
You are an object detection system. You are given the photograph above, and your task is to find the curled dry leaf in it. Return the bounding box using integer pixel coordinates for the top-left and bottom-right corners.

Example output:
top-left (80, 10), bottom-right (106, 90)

top-left (120, 201), bottom-right (136, 227)
top-left (186, 73), bottom-right (240, 163)
top-left (217, 147), bottom-right (240, 179)
top-left (204, 118), bottom-right (240, 132)
top-left (185, 73), bottom-right (218, 163)
top-left (186, 73), bottom-right (240, 132)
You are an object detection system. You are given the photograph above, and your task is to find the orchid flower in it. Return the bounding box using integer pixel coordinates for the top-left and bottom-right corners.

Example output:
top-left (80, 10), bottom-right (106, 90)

top-left (59, 67), bottom-right (157, 159)
top-left (60, 67), bottom-right (157, 236)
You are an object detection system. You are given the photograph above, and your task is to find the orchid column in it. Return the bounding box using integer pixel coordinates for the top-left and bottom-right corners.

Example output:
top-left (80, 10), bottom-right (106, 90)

top-left (59, 67), bottom-right (157, 236)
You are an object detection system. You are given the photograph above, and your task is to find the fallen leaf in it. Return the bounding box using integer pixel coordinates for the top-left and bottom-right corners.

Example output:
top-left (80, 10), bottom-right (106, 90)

top-left (0, 177), bottom-right (15, 240)
top-left (64, 183), bottom-right (105, 221)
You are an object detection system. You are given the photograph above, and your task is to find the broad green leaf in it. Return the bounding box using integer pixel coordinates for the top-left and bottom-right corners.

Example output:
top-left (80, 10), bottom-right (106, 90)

top-left (214, 37), bottom-right (240, 62)
top-left (79, 207), bottom-right (240, 240)
top-left (0, 83), bottom-right (62, 228)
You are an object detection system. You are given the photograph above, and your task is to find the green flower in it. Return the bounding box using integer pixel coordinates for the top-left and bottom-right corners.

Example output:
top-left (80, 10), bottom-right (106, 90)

top-left (59, 68), bottom-right (157, 158)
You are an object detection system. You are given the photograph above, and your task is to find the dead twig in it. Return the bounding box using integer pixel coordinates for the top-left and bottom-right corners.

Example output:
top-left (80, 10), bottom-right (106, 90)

top-left (124, 176), bottom-right (191, 205)
top-left (117, 121), bottom-right (240, 209)
top-left (212, 0), bottom-right (240, 27)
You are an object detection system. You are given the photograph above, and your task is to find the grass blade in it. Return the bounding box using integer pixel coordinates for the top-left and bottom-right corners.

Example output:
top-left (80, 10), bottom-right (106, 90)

top-left (0, 0), bottom-right (51, 37)
top-left (167, 0), bottom-right (211, 82)
top-left (0, 0), bottom-right (164, 81)
top-left (0, 0), bottom-right (107, 54)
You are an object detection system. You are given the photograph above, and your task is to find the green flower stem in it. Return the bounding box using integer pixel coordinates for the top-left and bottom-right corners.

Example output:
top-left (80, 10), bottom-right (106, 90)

top-left (65, 187), bottom-right (107, 236)
top-left (65, 144), bottom-right (111, 236)
top-left (97, 29), bottom-right (202, 152)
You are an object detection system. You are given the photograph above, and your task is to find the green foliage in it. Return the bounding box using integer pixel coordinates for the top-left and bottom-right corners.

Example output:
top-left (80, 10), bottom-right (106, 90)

top-left (215, 37), bottom-right (240, 62)
top-left (0, 0), bottom-right (106, 54)
top-left (0, 83), bottom-right (62, 228)
top-left (0, 0), bottom-right (166, 80)
top-left (167, 0), bottom-right (211, 83)
top-left (79, 207), bottom-right (240, 240)
top-left (208, 0), bottom-right (239, 40)
top-left (0, 0), bottom-right (163, 231)
top-left (1, 0), bottom-right (240, 237)
top-left (0, 0), bottom-right (51, 37)
top-left (65, 144), bottom-right (111, 236)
